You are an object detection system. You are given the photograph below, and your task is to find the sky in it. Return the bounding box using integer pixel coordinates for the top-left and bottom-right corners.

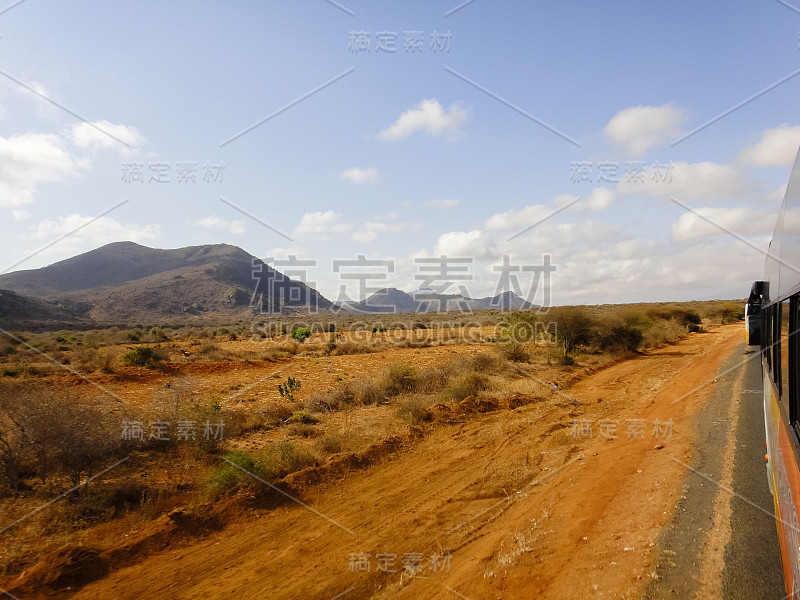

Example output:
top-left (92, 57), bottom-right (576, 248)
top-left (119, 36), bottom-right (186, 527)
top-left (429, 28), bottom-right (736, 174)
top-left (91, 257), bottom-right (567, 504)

top-left (0, 0), bottom-right (799, 308)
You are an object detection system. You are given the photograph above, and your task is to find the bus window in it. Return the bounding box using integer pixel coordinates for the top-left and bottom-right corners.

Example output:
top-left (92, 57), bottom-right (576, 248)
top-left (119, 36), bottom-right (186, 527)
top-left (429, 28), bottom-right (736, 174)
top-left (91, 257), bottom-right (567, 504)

top-left (773, 304), bottom-right (781, 387)
top-left (781, 300), bottom-right (791, 402)
top-left (791, 297), bottom-right (800, 426)
top-left (765, 303), bottom-right (773, 370)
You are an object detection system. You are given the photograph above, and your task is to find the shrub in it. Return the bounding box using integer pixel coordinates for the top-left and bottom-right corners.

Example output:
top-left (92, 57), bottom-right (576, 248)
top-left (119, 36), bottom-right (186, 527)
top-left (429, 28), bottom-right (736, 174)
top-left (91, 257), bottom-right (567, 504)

top-left (278, 377), bottom-right (301, 401)
top-left (0, 385), bottom-right (119, 493)
top-left (261, 404), bottom-right (294, 427)
top-left (330, 341), bottom-right (376, 356)
top-left (314, 434), bottom-right (345, 455)
top-left (121, 346), bottom-right (162, 368)
top-left (396, 397), bottom-right (432, 424)
top-left (205, 450), bottom-right (266, 496)
top-left (500, 341), bottom-right (530, 363)
top-left (343, 378), bottom-right (384, 405)
top-left (468, 353), bottom-right (503, 373)
top-left (287, 423), bottom-right (320, 438)
top-left (497, 311), bottom-right (538, 344)
top-left (261, 441), bottom-right (317, 479)
top-left (200, 344), bottom-right (232, 361)
top-left (640, 318), bottom-right (688, 348)
top-left (383, 363), bottom-right (417, 396)
top-left (415, 368), bottom-right (449, 393)
top-left (548, 307), bottom-right (594, 355)
top-left (76, 348), bottom-right (113, 373)
top-left (291, 328), bottom-right (312, 343)
top-left (445, 372), bottom-right (489, 401)
top-left (305, 389), bottom-right (348, 412)
top-left (590, 318), bottom-right (643, 353)
top-left (287, 410), bottom-right (314, 424)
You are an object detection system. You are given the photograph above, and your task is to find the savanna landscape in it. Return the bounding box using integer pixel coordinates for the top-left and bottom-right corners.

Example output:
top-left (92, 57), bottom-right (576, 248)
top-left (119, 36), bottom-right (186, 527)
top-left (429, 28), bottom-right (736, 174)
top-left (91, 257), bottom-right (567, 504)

top-left (0, 3), bottom-right (794, 598)
top-left (0, 299), bottom-right (746, 598)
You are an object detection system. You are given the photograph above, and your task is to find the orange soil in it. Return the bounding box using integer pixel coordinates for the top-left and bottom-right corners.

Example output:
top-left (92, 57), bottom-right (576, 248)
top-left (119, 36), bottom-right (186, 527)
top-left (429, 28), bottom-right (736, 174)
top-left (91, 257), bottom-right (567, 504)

top-left (27, 325), bottom-right (744, 600)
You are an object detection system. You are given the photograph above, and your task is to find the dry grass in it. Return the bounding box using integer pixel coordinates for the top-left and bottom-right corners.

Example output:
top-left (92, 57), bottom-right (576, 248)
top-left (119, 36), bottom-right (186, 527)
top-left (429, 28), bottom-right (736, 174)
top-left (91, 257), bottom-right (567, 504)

top-left (445, 372), bottom-right (490, 401)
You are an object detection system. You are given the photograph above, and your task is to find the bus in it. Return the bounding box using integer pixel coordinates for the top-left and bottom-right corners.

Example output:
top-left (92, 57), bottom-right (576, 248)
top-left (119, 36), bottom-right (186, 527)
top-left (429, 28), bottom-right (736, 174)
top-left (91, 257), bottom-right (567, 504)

top-left (757, 147), bottom-right (800, 599)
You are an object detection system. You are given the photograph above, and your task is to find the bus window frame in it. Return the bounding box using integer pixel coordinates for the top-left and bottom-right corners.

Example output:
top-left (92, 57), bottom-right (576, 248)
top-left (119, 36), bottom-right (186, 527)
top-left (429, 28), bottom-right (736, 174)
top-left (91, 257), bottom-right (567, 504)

top-left (792, 295), bottom-right (800, 428)
top-left (774, 303), bottom-right (781, 391)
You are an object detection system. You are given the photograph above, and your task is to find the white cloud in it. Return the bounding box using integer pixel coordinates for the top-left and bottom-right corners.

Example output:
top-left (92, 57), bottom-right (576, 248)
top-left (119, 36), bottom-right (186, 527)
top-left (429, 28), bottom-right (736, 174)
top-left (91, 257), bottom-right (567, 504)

top-left (295, 211), bottom-right (352, 239)
top-left (738, 124), bottom-right (800, 167)
top-left (378, 99), bottom-right (468, 142)
top-left (71, 120), bottom-right (143, 152)
top-left (671, 206), bottom-right (775, 241)
top-left (603, 103), bottom-right (687, 157)
top-left (485, 196), bottom-right (578, 230)
top-left (195, 216), bottom-right (246, 235)
top-left (351, 214), bottom-right (421, 243)
top-left (340, 167), bottom-right (380, 184)
top-left (352, 230), bottom-right (379, 243)
top-left (617, 161), bottom-right (748, 200)
top-left (26, 214), bottom-right (160, 256)
top-left (0, 132), bottom-right (82, 207)
top-left (757, 184), bottom-right (787, 206)
top-left (582, 187), bottom-right (615, 211)
top-left (433, 230), bottom-right (495, 259)
top-left (427, 198), bottom-right (459, 209)
top-left (485, 204), bottom-right (550, 231)
top-left (12, 209), bottom-right (30, 221)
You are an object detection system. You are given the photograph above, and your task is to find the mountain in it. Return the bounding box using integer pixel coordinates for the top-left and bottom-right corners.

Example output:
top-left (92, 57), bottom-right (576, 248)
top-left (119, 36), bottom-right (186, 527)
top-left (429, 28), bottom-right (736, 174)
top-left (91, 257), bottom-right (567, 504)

top-left (340, 288), bottom-right (537, 314)
top-left (0, 289), bottom-right (86, 331)
top-left (0, 242), bottom-right (333, 324)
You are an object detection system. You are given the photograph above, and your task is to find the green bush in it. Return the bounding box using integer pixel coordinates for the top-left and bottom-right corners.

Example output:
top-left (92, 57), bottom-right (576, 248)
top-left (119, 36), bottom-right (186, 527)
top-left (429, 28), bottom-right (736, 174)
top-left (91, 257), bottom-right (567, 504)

top-left (278, 377), bottom-right (301, 401)
top-left (291, 328), bottom-right (311, 342)
top-left (121, 346), bottom-right (162, 368)
top-left (287, 410), bottom-right (314, 424)
top-left (497, 311), bottom-right (538, 344)
top-left (205, 450), bottom-right (267, 495)
top-left (548, 307), bottom-right (594, 355)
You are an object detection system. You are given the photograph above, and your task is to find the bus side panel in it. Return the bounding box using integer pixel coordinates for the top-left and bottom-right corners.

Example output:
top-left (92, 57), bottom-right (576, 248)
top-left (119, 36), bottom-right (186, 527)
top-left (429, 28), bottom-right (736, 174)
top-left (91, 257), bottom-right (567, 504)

top-left (766, 371), bottom-right (800, 598)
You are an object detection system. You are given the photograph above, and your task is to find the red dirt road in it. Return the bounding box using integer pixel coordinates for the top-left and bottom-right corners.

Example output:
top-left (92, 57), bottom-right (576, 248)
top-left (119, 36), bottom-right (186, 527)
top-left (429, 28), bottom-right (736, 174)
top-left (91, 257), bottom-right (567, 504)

top-left (61, 326), bottom-right (743, 599)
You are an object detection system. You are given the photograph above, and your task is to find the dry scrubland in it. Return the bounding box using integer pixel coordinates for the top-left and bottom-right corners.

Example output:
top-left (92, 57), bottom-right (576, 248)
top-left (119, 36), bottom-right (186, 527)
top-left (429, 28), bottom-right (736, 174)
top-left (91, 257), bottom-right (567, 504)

top-left (0, 300), bottom-right (743, 595)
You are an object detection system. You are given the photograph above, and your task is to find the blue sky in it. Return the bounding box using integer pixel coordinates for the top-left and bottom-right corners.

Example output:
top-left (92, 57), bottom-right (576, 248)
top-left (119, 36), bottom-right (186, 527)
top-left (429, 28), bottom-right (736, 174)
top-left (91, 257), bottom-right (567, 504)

top-left (0, 0), bottom-right (799, 306)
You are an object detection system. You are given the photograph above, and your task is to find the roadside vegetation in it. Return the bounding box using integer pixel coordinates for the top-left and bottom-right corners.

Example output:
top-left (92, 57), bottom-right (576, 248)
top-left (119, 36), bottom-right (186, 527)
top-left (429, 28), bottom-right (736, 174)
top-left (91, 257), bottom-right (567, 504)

top-left (0, 299), bottom-right (744, 588)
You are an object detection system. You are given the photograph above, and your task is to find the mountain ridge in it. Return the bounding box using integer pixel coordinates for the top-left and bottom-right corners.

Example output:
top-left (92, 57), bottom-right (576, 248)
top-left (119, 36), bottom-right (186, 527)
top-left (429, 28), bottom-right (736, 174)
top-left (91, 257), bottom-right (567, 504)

top-left (340, 287), bottom-right (537, 314)
top-left (0, 242), bottom-right (332, 324)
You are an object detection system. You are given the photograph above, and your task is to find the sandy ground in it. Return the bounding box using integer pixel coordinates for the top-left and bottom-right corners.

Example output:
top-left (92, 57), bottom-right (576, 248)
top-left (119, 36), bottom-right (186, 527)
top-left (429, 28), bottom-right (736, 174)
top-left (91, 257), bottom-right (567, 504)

top-left (19, 324), bottom-right (744, 600)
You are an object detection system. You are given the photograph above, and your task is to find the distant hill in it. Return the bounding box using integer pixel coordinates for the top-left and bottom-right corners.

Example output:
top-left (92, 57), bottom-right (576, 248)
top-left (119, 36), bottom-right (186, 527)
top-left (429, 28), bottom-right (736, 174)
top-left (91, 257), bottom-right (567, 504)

top-left (340, 288), bottom-right (537, 314)
top-left (0, 242), bottom-right (332, 324)
top-left (0, 289), bottom-right (86, 331)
